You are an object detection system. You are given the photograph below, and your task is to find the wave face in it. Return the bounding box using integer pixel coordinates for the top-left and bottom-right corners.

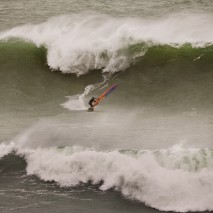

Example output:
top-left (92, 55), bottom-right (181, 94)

top-left (1, 38), bottom-right (213, 114)
top-left (1, 13), bottom-right (213, 75)
top-left (1, 143), bottom-right (213, 212)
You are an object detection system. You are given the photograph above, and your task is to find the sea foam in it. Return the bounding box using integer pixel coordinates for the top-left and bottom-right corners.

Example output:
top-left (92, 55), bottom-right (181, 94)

top-left (1, 142), bottom-right (213, 212)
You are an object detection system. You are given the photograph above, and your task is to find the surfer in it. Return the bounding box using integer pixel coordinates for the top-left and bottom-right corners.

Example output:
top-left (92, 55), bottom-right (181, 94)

top-left (88, 84), bottom-right (117, 112)
top-left (88, 97), bottom-right (99, 112)
top-left (88, 97), bottom-right (98, 108)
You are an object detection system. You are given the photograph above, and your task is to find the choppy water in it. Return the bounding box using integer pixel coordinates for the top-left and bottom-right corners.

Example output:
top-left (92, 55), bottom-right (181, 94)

top-left (1, 0), bottom-right (213, 212)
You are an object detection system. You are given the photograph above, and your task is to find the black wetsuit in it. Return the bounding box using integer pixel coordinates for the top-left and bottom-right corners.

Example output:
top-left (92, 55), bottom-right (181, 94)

top-left (89, 97), bottom-right (96, 107)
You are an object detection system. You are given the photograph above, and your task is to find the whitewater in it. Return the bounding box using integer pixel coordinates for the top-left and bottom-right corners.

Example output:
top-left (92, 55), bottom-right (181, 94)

top-left (1, 13), bottom-right (213, 76)
top-left (1, 141), bottom-right (213, 212)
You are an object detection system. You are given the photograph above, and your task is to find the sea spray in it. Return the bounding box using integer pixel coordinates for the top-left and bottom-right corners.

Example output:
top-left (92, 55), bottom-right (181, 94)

top-left (0, 142), bottom-right (15, 159)
top-left (61, 74), bottom-right (111, 111)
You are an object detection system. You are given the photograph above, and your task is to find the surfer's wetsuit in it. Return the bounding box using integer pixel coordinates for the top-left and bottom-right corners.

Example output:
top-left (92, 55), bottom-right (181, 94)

top-left (89, 97), bottom-right (97, 107)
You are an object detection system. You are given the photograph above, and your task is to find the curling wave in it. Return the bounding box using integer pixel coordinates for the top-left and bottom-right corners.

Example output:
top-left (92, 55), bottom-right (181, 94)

top-left (1, 142), bottom-right (213, 212)
top-left (1, 13), bottom-right (213, 75)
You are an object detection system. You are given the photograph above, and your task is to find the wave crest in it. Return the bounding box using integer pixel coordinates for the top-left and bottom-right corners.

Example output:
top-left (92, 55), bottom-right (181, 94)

top-left (1, 143), bottom-right (213, 212)
top-left (1, 13), bottom-right (213, 75)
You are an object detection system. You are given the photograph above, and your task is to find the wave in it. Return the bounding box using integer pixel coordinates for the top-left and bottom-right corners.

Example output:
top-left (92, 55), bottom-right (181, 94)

top-left (1, 13), bottom-right (213, 113)
top-left (1, 142), bottom-right (213, 212)
top-left (1, 13), bottom-right (213, 75)
top-left (1, 39), bottom-right (213, 113)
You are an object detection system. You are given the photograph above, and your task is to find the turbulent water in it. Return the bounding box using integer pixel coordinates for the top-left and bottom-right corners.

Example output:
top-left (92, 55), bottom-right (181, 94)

top-left (1, 1), bottom-right (213, 212)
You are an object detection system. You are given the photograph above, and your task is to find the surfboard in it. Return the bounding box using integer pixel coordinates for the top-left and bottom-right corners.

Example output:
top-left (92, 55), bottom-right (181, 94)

top-left (88, 84), bottom-right (117, 111)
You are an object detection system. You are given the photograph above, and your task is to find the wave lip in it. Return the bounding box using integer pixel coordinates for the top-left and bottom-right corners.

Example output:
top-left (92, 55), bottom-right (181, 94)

top-left (1, 143), bottom-right (213, 212)
top-left (0, 142), bottom-right (15, 158)
top-left (1, 13), bottom-right (213, 75)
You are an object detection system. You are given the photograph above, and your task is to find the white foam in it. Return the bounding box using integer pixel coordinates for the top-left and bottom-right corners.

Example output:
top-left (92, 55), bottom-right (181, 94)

top-left (2, 140), bottom-right (213, 211)
top-left (0, 13), bottom-right (213, 75)
top-left (61, 77), bottom-right (109, 111)
top-left (11, 144), bottom-right (213, 212)
top-left (61, 84), bottom-right (94, 110)
top-left (61, 94), bottom-right (87, 111)
top-left (0, 142), bottom-right (15, 159)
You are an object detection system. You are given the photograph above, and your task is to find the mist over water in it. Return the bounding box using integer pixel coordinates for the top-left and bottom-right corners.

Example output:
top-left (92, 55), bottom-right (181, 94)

top-left (1, 0), bottom-right (213, 212)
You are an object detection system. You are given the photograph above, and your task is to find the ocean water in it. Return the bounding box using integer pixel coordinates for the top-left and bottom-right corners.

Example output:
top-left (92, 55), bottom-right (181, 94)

top-left (1, 0), bottom-right (213, 212)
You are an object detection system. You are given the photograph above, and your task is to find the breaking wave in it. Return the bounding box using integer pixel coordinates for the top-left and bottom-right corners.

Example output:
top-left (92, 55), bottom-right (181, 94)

top-left (1, 142), bottom-right (213, 212)
top-left (1, 13), bottom-right (213, 75)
